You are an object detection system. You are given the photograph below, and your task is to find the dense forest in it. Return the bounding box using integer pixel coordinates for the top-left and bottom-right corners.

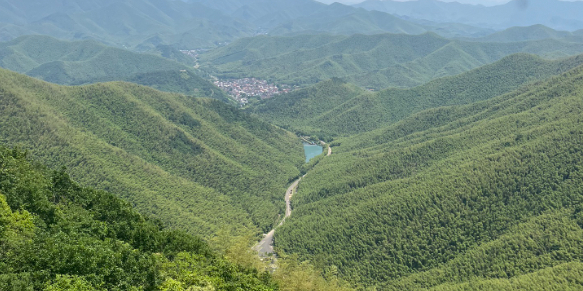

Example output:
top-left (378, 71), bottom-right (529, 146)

top-left (274, 60), bottom-right (583, 289)
top-left (250, 53), bottom-right (583, 139)
top-left (0, 68), bottom-right (304, 236)
top-left (0, 146), bottom-right (280, 290)
top-left (0, 36), bottom-right (232, 103)
top-left (200, 31), bottom-right (583, 89)
top-left (4, 1), bottom-right (583, 289)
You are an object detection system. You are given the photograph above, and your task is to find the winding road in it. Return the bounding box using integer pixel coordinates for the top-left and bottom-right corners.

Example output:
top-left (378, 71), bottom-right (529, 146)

top-left (254, 141), bottom-right (331, 257)
top-left (254, 177), bottom-right (301, 256)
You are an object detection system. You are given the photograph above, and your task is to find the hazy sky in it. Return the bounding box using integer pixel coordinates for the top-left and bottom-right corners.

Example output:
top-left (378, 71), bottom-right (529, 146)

top-left (315, 0), bottom-right (583, 6)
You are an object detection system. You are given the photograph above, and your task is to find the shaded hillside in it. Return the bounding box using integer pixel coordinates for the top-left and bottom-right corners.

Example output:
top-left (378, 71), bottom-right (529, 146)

top-left (0, 146), bottom-right (279, 290)
top-left (0, 35), bottom-right (231, 102)
top-left (123, 70), bottom-right (231, 103)
top-left (250, 53), bottom-right (583, 138)
top-left (200, 32), bottom-right (583, 89)
top-left (0, 68), bottom-right (303, 236)
top-left (276, 58), bottom-right (583, 289)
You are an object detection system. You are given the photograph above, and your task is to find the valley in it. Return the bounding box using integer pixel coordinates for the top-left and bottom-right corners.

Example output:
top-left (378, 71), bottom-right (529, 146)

top-left (2, 0), bottom-right (583, 290)
top-left (256, 142), bottom-right (325, 257)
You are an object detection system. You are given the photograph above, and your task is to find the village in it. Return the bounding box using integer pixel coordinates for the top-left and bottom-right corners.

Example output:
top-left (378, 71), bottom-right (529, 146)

top-left (213, 78), bottom-right (292, 105)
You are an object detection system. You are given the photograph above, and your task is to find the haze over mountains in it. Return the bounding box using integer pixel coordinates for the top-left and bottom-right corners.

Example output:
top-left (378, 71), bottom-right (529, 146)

top-left (2, 0), bottom-right (583, 290)
top-left (3, 0), bottom-right (583, 52)
top-left (355, 0), bottom-right (583, 31)
top-left (200, 30), bottom-right (583, 89)
top-left (0, 35), bottom-right (232, 102)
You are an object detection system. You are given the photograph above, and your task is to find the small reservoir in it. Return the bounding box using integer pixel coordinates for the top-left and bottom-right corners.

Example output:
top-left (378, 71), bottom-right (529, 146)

top-left (303, 143), bottom-right (323, 163)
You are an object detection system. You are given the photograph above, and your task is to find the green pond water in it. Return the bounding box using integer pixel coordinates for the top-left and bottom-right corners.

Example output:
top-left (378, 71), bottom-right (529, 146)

top-left (303, 143), bottom-right (323, 163)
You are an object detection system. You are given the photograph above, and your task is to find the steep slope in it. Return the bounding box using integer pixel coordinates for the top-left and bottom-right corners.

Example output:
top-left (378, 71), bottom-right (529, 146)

top-left (276, 59), bottom-right (583, 288)
top-left (0, 68), bottom-right (303, 236)
top-left (250, 53), bottom-right (583, 138)
top-left (200, 32), bottom-right (583, 89)
top-left (0, 146), bottom-right (279, 290)
top-left (0, 35), bottom-right (231, 102)
top-left (247, 78), bottom-right (369, 140)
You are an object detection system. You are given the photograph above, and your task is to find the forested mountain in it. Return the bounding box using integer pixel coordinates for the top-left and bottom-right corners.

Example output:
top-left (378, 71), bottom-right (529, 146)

top-left (0, 0), bottom-right (520, 52)
top-left (249, 53), bottom-right (583, 139)
top-left (0, 35), bottom-right (232, 102)
top-left (0, 68), bottom-right (304, 236)
top-left (0, 0), bottom-right (253, 49)
top-left (265, 3), bottom-right (426, 36)
top-left (0, 146), bottom-right (279, 290)
top-left (0, 0), bottom-right (426, 50)
top-left (355, 0), bottom-right (583, 31)
top-left (275, 57), bottom-right (583, 289)
top-left (189, 0), bottom-right (327, 28)
top-left (469, 25), bottom-right (583, 43)
top-left (200, 32), bottom-right (583, 89)
top-left (5, 1), bottom-right (583, 290)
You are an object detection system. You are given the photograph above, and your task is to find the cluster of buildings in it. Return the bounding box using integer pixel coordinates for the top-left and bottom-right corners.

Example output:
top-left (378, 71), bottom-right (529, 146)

top-left (179, 49), bottom-right (199, 59)
top-left (214, 78), bottom-right (291, 105)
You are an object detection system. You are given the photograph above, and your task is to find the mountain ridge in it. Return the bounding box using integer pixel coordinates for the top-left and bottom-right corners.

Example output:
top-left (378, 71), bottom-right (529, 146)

top-left (0, 67), bottom-right (303, 236)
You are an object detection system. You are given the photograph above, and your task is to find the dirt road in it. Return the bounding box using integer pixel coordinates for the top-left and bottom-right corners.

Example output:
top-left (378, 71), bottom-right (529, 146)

top-left (254, 177), bottom-right (301, 256)
top-left (284, 178), bottom-right (300, 219)
top-left (254, 140), bottom-right (331, 257)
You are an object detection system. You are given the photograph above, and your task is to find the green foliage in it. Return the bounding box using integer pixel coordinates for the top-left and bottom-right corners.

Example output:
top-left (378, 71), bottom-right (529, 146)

top-left (247, 77), bottom-right (366, 140)
top-left (251, 53), bottom-right (583, 138)
top-left (44, 275), bottom-right (103, 291)
top-left (274, 61), bottom-right (583, 288)
top-left (200, 32), bottom-right (583, 89)
top-left (0, 146), bottom-right (280, 290)
top-left (0, 35), bottom-right (231, 103)
top-left (123, 70), bottom-right (232, 104)
top-left (427, 262), bottom-right (583, 291)
top-left (0, 68), bottom-right (303, 236)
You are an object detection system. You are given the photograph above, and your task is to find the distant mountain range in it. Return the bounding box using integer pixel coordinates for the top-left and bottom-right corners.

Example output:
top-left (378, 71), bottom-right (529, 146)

top-left (0, 35), bottom-right (231, 102)
top-left (201, 29), bottom-right (583, 89)
top-left (0, 67), bottom-right (303, 235)
top-left (276, 54), bottom-right (583, 289)
top-left (355, 0), bottom-right (583, 31)
top-left (248, 53), bottom-right (583, 138)
top-left (0, 0), bottom-right (548, 51)
top-left (0, 0), bottom-right (254, 49)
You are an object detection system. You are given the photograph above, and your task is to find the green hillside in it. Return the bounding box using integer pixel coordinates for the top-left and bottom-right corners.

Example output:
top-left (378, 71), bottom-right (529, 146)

top-left (0, 68), bottom-right (303, 236)
top-left (123, 70), bottom-right (232, 103)
top-left (200, 32), bottom-right (583, 89)
top-left (274, 60), bottom-right (583, 288)
top-left (0, 35), bottom-right (231, 102)
top-left (250, 53), bottom-right (583, 139)
top-left (0, 146), bottom-right (279, 290)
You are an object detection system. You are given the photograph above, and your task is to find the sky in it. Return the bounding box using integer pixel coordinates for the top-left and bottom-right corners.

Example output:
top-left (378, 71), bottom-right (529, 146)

top-left (314, 0), bottom-right (583, 6)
